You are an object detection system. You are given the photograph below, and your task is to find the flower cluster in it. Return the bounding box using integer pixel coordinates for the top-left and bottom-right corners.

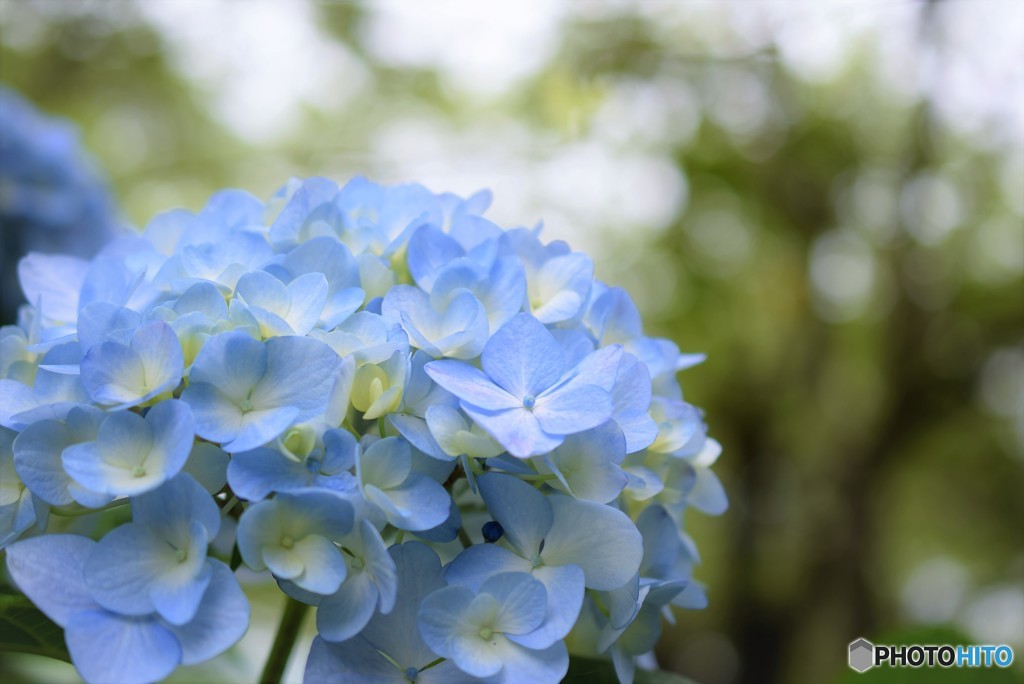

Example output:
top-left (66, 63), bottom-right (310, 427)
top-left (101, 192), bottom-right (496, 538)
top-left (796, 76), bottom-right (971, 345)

top-left (0, 86), bottom-right (119, 323)
top-left (1, 176), bottom-right (726, 684)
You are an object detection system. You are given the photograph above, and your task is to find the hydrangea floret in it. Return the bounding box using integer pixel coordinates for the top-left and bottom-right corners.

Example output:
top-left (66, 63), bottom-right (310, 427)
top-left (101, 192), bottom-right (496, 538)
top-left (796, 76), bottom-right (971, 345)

top-left (1, 175), bottom-right (726, 684)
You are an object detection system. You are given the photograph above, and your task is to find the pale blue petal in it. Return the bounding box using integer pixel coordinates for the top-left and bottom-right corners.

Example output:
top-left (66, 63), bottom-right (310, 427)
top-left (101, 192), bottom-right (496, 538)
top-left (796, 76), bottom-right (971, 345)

top-left (132, 473), bottom-right (220, 542)
top-left (425, 360), bottom-right (519, 411)
top-left (235, 270), bottom-right (289, 317)
top-left (417, 584), bottom-right (475, 659)
top-left (481, 313), bottom-right (564, 398)
top-left (508, 564), bottom-right (584, 649)
top-left (365, 473), bottom-right (450, 532)
top-left (533, 383), bottom-right (612, 436)
top-left (181, 383), bottom-right (244, 444)
top-left (322, 428), bottom-right (358, 473)
top-left (687, 467), bottom-right (728, 516)
top-left (477, 473), bottom-right (552, 558)
top-left (188, 331), bottom-right (266, 403)
top-left (77, 302), bottom-right (142, 352)
top-left (173, 281), bottom-right (229, 319)
top-left (130, 320), bottom-right (184, 398)
top-left (182, 442), bottom-right (230, 494)
top-left (464, 405), bottom-right (562, 459)
top-left (413, 497), bottom-right (462, 543)
top-left (359, 436), bottom-right (411, 490)
top-left (542, 423), bottom-right (628, 503)
top-left (316, 571), bottom-right (379, 642)
top-left (491, 636), bottom-right (569, 684)
top-left (84, 523), bottom-right (180, 616)
top-left (359, 519), bottom-right (398, 613)
top-left (227, 447), bottom-right (310, 500)
top-left (283, 273), bottom-right (329, 334)
top-left (305, 636), bottom-right (409, 684)
top-left (445, 543), bottom-right (533, 592)
top-left (264, 546), bottom-right (303, 579)
top-left (358, 542), bottom-right (447, 669)
top-left (570, 344), bottom-right (623, 392)
top-left (278, 489), bottom-right (355, 540)
top-left (18, 252), bottom-right (89, 324)
top-left (540, 496), bottom-right (643, 591)
top-left (4, 534), bottom-right (98, 627)
top-left (477, 255), bottom-right (527, 331)
top-left (150, 552), bottom-right (213, 626)
top-left (80, 340), bottom-right (145, 406)
top-left (65, 610), bottom-right (181, 684)
top-left (389, 413), bottom-right (447, 459)
top-left (588, 287), bottom-right (642, 345)
top-left (13, 419), bottom-right (77, 505)
top-left (146, 399), bottom-right (196, 480)
top-left (408, 224), bottom-right (464, 290)
top-left (636, 505), bottom-right (681, 579)
top-left (290, 534), bottom-right (348, 594)
top-left (322, 286), bottom-right (365, 329)
top-left (224, 406), bottom-right (300, 453)
top-left (481, 572), bottom-right (547, 636)
top-left (254, 336), bottom-right (340, 419)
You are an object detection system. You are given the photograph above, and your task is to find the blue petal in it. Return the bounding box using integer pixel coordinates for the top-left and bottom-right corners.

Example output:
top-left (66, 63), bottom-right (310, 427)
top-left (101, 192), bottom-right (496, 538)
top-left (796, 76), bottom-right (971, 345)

top-left (491, 636), bottom-right (569, 684)
top-left (476, 473), bottom-right (552, 558)
top-left (255, 336), bottom-right (340, 420)
top-left (425, 360), bottom-right (518, 412)
top-left (533, 383), bottom-right (613, 436)
top-left (540, 496), bottom-right (643, 591)
top-left (364, 472), bottom-right (451, 532)
top-left (509, 564), bottom-right (584, 649)
top-left (481, 313), bottom-right (564, 398)
top-left (132, 472), bottom-right (221, 541)
top-left (225, 406), bottom-right (300, 453)
top-left (65, 609), bottom-right (181, 684)
top-left (187, 331), bottom-right (267, 403)
top-left (408, 224), bottom-right (465, 290)
top-left (180, 383), bottom-right (244, 445)
top-left (227, 447), bottom-right (310, 500)
top-left (481, 572), bottom-right (547, 635)
top-left (417, 584), bottom-right (476, 661)
top-left (4, 534), bottom-right (98, 627)
top-left (463, 405), bottom-right (562, 459)
top-left (445, 541), bottom-right (533, 592)
top-left (316, 571), bottom-right (379, 642)
top-left (13, 419), bottom-right (78, 505)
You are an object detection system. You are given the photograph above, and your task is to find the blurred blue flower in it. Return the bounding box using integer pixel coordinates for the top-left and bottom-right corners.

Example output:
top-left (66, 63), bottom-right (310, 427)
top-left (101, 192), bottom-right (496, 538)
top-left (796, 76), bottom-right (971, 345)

top-left (0, 87), bottom-right (119, 324)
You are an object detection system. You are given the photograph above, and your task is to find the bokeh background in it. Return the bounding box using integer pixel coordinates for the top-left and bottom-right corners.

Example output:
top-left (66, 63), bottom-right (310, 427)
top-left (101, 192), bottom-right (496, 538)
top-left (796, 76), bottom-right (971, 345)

top-left (1, 1), bottom-right (1022, 683)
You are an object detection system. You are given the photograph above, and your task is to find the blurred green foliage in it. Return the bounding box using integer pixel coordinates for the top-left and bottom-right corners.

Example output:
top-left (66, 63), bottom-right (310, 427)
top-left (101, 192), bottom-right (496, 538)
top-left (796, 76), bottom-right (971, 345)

top-left (1, 2), bottom-right (1021, 683)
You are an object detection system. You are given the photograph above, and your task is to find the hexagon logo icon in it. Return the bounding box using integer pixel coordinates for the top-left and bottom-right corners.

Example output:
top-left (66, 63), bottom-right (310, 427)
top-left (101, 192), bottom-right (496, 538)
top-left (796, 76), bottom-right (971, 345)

top-left (849, 638), bottom-right (875, 673)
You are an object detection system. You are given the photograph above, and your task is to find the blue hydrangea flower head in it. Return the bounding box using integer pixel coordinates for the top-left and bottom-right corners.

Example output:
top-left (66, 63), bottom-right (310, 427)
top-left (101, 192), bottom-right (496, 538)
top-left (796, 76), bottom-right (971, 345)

top-left (2, 173), bottom-right (722, 683)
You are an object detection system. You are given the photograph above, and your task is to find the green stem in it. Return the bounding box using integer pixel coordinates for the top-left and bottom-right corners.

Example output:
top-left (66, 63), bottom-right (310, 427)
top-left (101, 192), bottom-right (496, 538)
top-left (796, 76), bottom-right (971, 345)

top-left (50, 498), bottom-right (131, 517)
top-left (457, 527), bottom-right (474, 548)
top-left (260, 596), bottom-right (309, 684)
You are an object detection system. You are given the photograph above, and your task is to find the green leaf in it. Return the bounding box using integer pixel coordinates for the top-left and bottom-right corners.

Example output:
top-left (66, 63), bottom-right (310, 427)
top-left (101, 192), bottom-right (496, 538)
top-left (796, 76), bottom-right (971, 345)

top-left (565, 656), bottom-right (699, 684)
top-left (0, 592), bottom-right (71, 663)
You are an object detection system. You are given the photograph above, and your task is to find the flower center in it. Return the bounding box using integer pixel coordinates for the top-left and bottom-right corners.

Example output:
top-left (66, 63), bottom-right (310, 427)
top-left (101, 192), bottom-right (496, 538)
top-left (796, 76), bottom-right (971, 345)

top-left (405, 667), bottom-right (418, 681)
top-left (479, 627), bottom-right (493, 641)
top-left (281, 536), bottom-right (294, 549)
top-left (239, 398), bottom-right (254, 412)
top-left (522, 394), bottom-right (536, 410)
top-left (175, 548), bottom-right (188, 563)
top-left (131, 465), bottom-right (146, 478)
